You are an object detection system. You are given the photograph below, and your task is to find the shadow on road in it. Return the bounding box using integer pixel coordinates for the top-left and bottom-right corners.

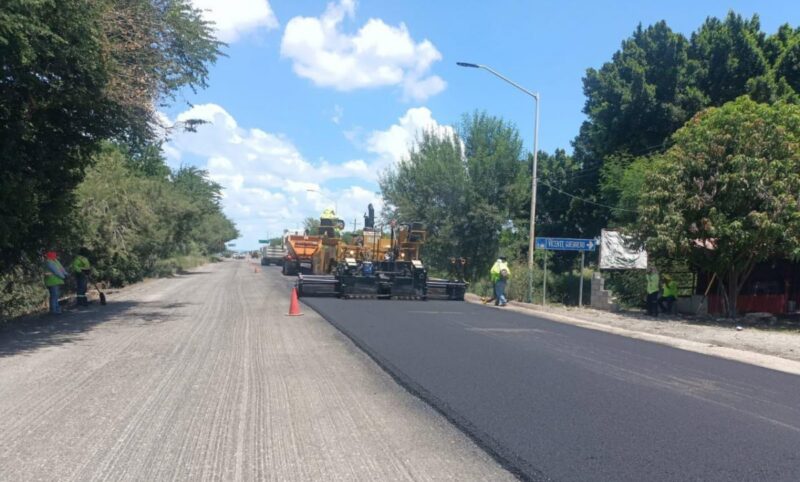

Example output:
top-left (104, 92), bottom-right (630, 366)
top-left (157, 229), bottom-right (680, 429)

top-left (175, 270), bottom-right (211, 276)
top-left (0, 300), bottom-right (190, 358)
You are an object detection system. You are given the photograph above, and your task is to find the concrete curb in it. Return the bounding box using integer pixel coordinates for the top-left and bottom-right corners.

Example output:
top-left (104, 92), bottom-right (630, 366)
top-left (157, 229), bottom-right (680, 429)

top-left (465, 294), bottom-right (800, 377)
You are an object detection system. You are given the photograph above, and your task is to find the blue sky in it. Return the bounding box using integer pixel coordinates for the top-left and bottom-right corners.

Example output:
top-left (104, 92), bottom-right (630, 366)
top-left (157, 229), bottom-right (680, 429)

top-left (164, 0), bottom-right (798, 250)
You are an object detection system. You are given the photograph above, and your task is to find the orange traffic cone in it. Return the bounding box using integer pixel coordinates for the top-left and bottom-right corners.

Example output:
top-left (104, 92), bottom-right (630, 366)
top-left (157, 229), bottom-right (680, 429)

top-left (287, 287), bottom-right (304, 316)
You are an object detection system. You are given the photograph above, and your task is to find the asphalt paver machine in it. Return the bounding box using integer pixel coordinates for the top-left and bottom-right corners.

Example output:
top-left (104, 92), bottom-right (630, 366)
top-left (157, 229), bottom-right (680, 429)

top-left (296, 205), bottom-right (467, 300)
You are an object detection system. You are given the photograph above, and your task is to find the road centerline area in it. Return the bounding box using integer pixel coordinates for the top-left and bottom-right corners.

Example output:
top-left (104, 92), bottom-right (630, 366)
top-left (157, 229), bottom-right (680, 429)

top-left (301, 292), bottom-right (800, 482)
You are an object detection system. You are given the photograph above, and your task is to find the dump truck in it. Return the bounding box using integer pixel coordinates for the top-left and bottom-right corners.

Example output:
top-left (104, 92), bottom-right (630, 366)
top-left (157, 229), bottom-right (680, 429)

top-left (282, 234), bottom-right (322, 275)
top-left (260, 245), bottom-right (286, 266)
top-left (296, 204), bottom-right (468, 300)
top-left (282, 215), bottom-right (347, 275)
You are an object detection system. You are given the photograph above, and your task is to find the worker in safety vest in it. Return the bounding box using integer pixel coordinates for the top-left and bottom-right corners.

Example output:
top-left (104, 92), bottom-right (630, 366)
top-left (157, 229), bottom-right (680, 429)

top-left (44, 251), bottom-right (68, 314)
top-left (659, 274), bottom-right (678, 314)
top-left (489, 256), bottom-right (511, 307)
top-left (320, 207), bottom-right (340, 237)
top-left (645, 265), bottom-right (660, 317)
top-left (71, 248), bottom-right (92, 307)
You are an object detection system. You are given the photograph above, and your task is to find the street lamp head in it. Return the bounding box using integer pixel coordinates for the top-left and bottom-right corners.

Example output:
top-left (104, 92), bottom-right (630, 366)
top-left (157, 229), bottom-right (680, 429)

top-left (456, 62), bottom-right (480, 68)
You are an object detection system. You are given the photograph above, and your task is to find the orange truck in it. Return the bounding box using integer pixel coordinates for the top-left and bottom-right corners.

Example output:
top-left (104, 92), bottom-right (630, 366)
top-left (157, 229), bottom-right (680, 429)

top-left (282, 234), bottom-right (322, 275)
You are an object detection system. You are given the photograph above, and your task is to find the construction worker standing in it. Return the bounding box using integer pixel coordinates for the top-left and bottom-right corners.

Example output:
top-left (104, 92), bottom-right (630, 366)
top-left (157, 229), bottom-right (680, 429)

top-left (320, 207), bottom-right (336, 220)
top-left (489, 256), bottom-right (511, 307)
top-left (44, 251), bottom-right (68, 314)
top-left (71, 248), bottom-right (92, 307)
top-left (320, 207), bottom-right (340, 237)
top-left (659, 274), bottom-right (678, 314)
top-left (645, 265), bottom-right (660, 317)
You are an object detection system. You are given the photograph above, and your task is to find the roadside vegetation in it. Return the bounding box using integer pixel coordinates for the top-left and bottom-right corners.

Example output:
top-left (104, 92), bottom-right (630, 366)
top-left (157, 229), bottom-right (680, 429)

top-left (0, 1), bottom-right (237, 321)
top-left (381, 12), bottom-right (800, 313)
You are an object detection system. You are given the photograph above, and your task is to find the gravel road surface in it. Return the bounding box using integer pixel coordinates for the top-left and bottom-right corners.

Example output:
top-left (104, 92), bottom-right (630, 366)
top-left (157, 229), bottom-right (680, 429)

top-left (0, 261), bottom-right (514, 481)
top-left (302, 294), bottom-right (800, 482)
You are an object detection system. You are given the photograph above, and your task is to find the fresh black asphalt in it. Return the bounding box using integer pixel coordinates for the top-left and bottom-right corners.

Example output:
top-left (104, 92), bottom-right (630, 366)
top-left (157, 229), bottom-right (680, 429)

top-left (299, 294), bottom-right (800, 481)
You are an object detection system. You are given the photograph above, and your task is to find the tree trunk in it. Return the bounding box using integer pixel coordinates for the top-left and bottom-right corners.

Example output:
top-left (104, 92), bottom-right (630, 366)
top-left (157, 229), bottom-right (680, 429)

top-left (726, 269), bottom-right (738, 318)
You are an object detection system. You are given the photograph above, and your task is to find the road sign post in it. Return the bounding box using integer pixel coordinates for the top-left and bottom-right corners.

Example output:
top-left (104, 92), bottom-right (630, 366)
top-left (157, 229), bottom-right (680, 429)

top-left (535, 237), bottom-right (597, 307)
top-left (579, 251), bottom-right (585, 308)
top-left (543, 249), bottom-right (547, 305)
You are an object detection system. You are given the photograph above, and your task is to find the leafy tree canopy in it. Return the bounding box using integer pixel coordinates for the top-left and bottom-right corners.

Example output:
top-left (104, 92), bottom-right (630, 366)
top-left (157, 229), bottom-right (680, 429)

top-left (381, 112), bottom-right (525, 278)
top-left (567, 12), bottom-right (800, 236)
top-left (635, 97), bottom-right (800, 316)
top-left (0, 0), bottom-right (221, 273)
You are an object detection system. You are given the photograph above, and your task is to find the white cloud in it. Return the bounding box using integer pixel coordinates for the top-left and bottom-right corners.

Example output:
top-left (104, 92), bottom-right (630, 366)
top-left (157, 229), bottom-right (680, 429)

top-left (163, 103), bottom-right (381, 248)
top-left (162, 104), bottom-right (455, 249)
top-left (366, 107), bottom-right (456, 169)
top-left (192, 0), bottom-right (278, 43)
top-left (281, 0), bottom-right (446, 101)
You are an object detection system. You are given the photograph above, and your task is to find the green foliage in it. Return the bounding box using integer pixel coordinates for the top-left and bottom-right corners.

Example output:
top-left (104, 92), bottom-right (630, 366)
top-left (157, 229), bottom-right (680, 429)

top-left (381, 128), bottom-right (470, 271)
top-left (688, 13), bottom-right (769, 106)
top-left (470, 261), bottom-right (591, 306)
top-left (380, 112), bottom-right (525, 278)
top-left (532, 149), bottom-right (583, 235)
top-left (0, 265), bottom-right (48, 322)
top-left (568, 12), bottom-right (800, 237)
top-left (635, 97), bottom-right (800, 316)
top-left (0, 0), bottom-right (221, 275)
top-left (582, 21), bottom-right (699, 159)
top-left (303, 217), bottom-right (320, 235)
top-left (599, 155), bottom-right (649, 226)
top-left (75, 144), bottom-right (238, 286)
top-left (1, 0), bottom-right (112, 271)
top-left (604, 270), bottom-right (647, 308)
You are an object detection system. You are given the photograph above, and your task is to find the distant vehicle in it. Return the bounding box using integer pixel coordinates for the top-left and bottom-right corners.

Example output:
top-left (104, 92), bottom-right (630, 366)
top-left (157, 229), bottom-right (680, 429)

top-left (233, 253), bottom-right (246, 260)
top-left (260, 245), bottom-right (287, 266)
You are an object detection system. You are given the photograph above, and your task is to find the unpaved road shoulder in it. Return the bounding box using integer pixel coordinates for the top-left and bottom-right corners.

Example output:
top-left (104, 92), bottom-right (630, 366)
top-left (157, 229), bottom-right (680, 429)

top-left (0, 261), bottom-right (514, 481)
top-left (466, 294), bottom-right (800, 374)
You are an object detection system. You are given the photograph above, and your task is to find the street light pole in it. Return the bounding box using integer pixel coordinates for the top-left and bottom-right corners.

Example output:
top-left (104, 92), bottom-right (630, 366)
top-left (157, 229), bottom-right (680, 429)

top-left (457, 62), bottom-right (540, 303)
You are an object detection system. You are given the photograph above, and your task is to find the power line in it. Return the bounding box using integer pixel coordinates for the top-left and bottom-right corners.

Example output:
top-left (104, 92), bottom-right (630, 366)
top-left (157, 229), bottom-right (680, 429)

top-left (537, 179), bottom-right (639, 213)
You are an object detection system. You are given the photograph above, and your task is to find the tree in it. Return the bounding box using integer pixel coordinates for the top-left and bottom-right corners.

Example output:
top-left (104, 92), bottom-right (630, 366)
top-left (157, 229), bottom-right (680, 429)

top-left (599, 154), bottom-right (650, 226)
top-left (569, 13), bottom-right (800, 235)
top-left (459, 112), bottom-right (526, 277)
top-left (303, 217), bottom-right (320, 235)
top-left (635, 97), bottom-right (800, 317)
top-left (582, 21), bottom-right (698, 159)
top-left (568, 21), bottom-right (701, 236)
top-left (772, 28), bottom-right (800, 101)
top-left (688, 13), bottom-right (768, 106)
top-left (0, 0), bottom-right (221, 274)
top-left (75, 144), bottom-right (237, 285)
top-left (380, 112), bottom-right (525, 278)
top-left (1, 0), bottom-right (113, 271)
top-left (380, 129), bottom-right (468, 272)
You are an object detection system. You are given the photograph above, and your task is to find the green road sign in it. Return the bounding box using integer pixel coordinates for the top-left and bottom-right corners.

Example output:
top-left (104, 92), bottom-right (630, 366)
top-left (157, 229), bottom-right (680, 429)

top-left (258, 239), bottom-right (269, 244)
